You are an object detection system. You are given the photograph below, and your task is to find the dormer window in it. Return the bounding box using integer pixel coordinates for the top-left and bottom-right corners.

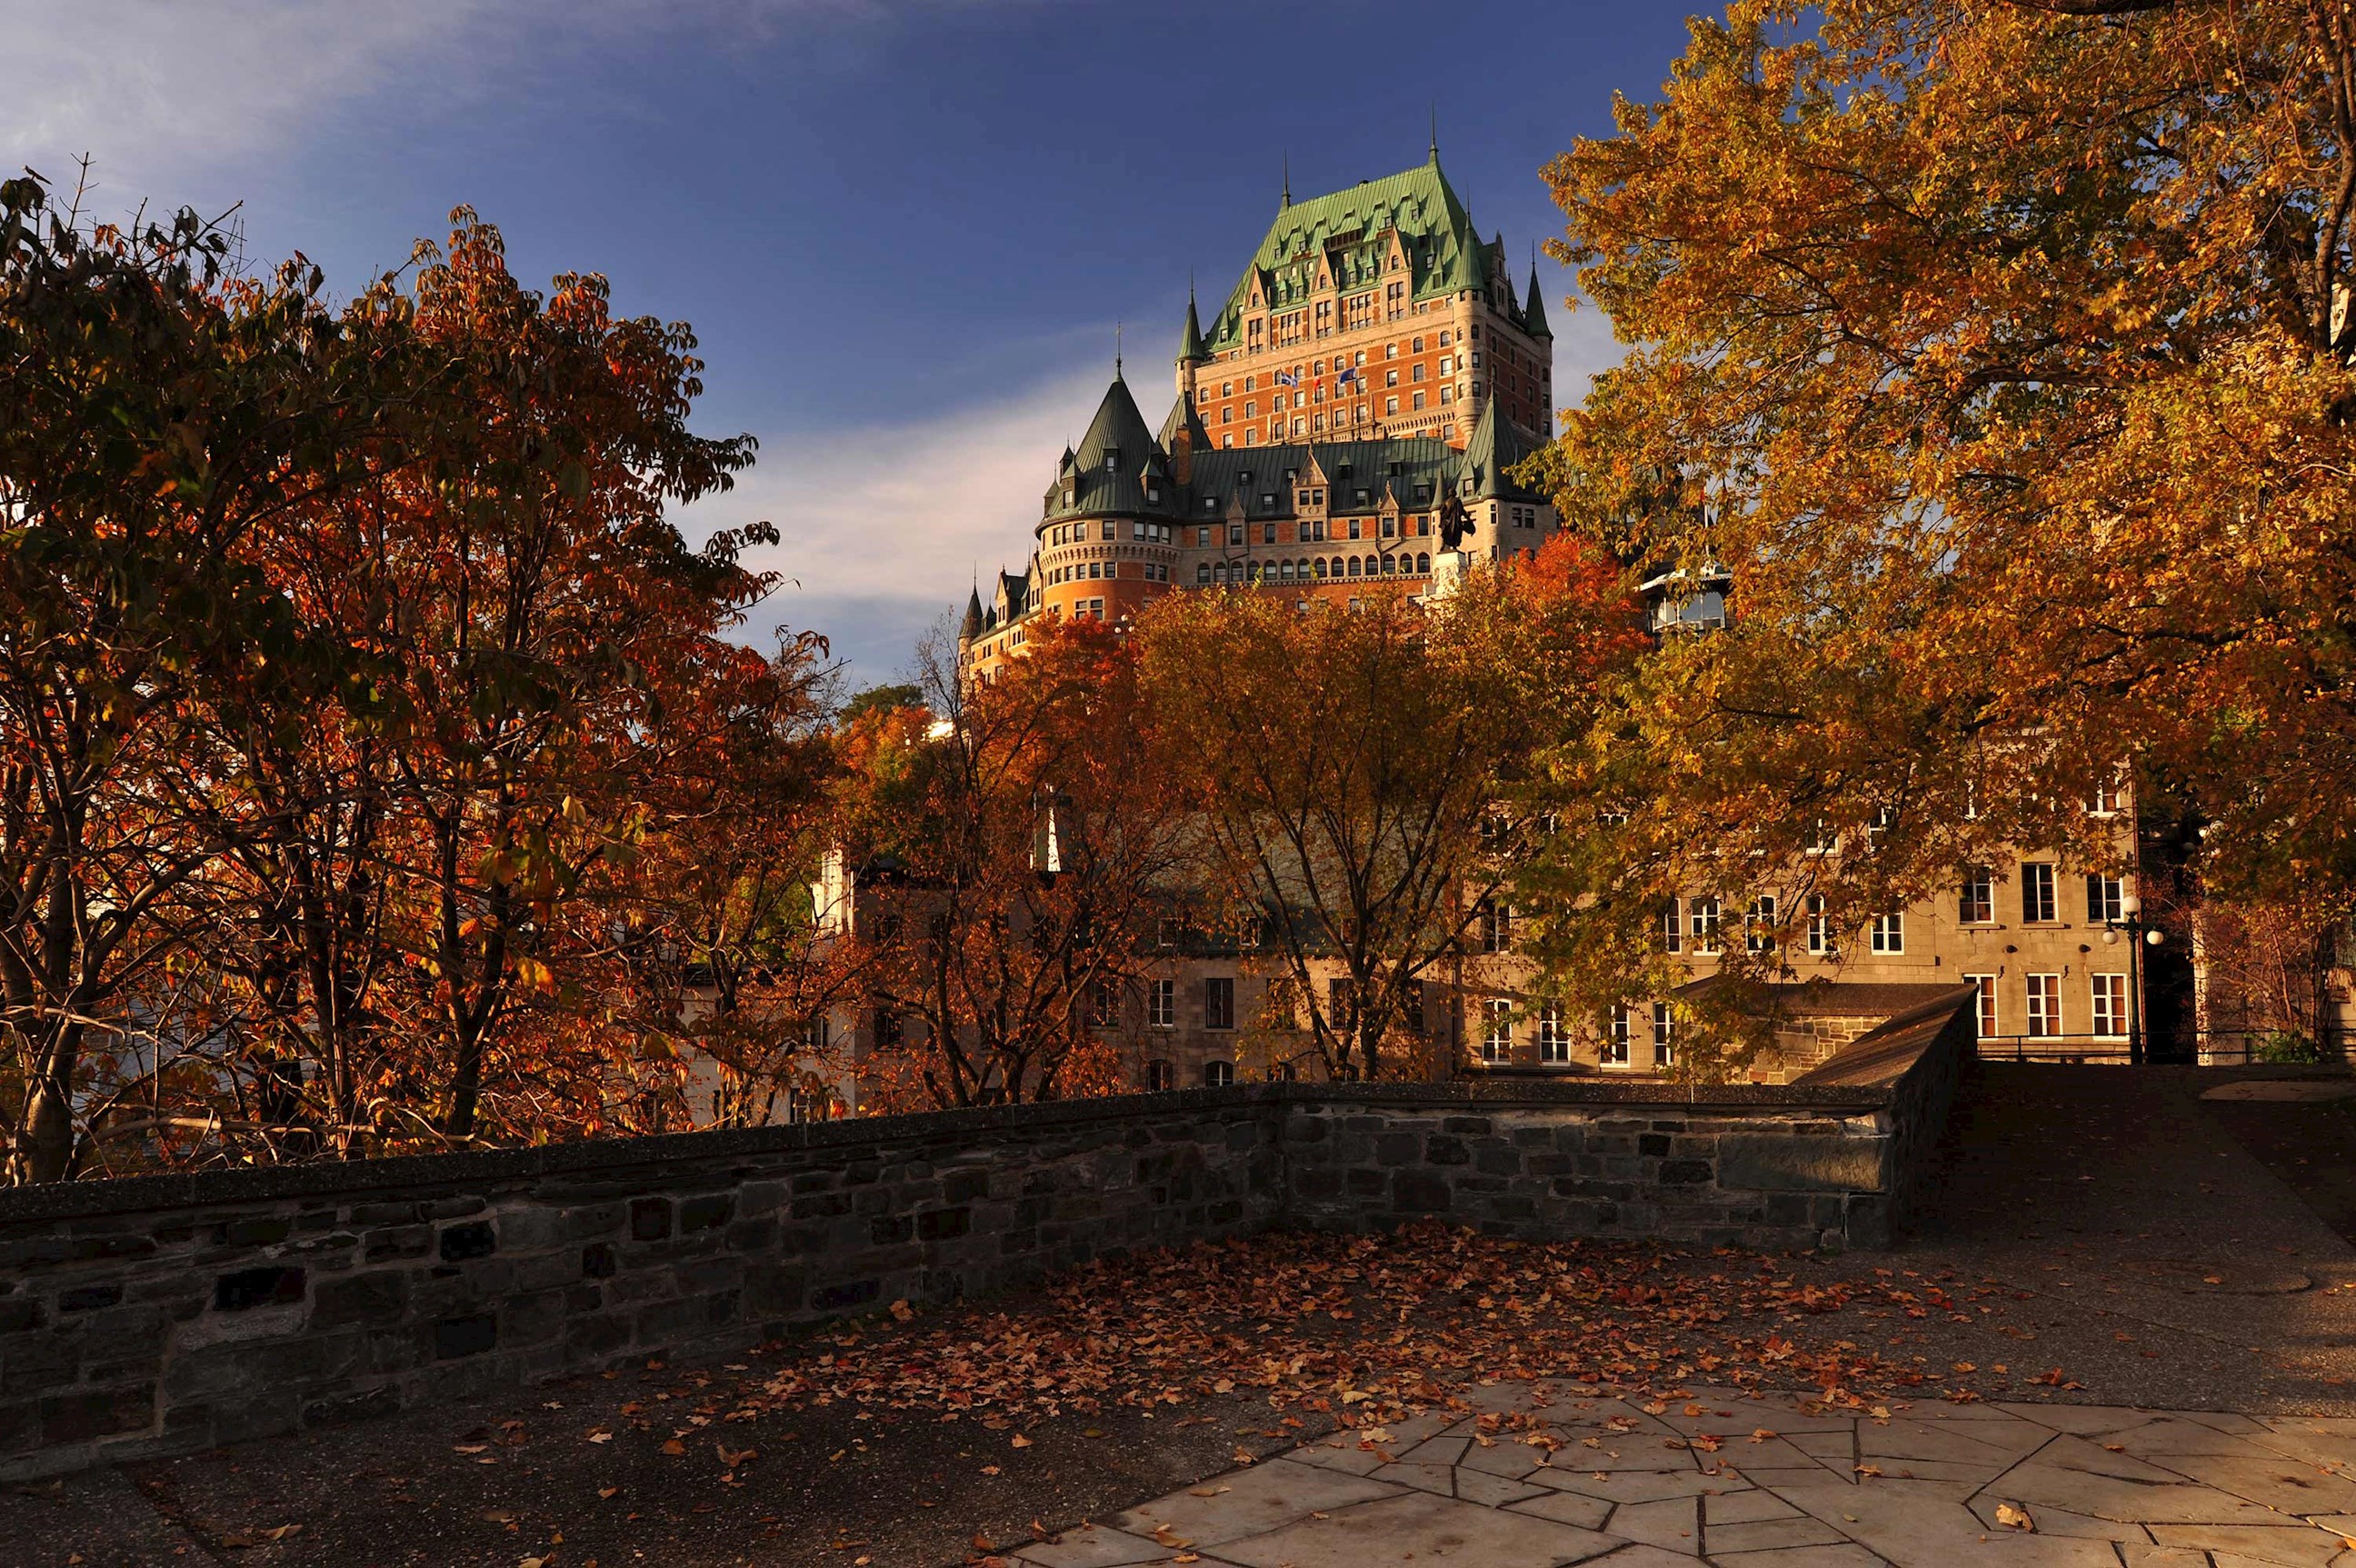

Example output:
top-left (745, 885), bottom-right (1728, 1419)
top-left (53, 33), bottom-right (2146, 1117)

top-left (1064, 487), bottom-right (1075, 507)
top-left (1103, 446), bottom-right (1120, 473)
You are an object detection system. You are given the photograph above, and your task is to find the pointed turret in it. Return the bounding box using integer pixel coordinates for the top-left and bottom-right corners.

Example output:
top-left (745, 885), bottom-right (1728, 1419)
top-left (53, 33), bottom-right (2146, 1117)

top-left (960, 585), bottom-right (984, 644)
top-left (1524, 264), bottom-right (1552, 339)
top-left (1459, 396), bottom-right (1543, 502)
top-left (1043, 374), bottom-right (1173, 521)
top-left (1178, 289), bottom-right (1209, 365)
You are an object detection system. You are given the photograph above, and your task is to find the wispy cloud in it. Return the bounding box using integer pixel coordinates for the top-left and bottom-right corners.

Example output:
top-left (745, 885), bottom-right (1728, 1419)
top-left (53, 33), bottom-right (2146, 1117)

top-left (5, 0), bottom-right (1029, 209)
top-left (683, 358), bottom-right (1141, 684)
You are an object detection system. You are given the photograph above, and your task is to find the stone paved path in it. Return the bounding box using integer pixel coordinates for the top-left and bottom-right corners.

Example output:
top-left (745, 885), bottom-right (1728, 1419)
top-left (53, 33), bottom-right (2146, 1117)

top-left (1018, 1383), bottom-right (2356, 1566)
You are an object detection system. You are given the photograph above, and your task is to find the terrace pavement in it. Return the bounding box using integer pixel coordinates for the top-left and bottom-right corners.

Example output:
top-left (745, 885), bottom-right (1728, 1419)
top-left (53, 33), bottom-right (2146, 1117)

top-left (8, 1062), bottom-right (2356, 1566)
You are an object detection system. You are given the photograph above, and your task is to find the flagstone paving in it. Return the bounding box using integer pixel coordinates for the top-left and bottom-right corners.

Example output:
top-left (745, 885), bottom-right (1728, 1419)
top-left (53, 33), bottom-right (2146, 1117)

top-left (1016, 1385), bottom-right (2356, 1566)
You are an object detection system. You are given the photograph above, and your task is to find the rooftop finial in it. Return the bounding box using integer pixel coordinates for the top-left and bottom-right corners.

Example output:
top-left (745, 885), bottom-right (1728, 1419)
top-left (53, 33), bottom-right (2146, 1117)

top-left (1114, 320), bottom-right (1123, 379)
top-left (1430, 105), bottom-right (1439, 163)
top-left (1282, 152), bottom-right (1291, 209)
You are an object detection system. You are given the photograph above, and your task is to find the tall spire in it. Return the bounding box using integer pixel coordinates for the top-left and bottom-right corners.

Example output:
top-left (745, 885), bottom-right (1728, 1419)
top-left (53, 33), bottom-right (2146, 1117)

top-left (1114, 320), bottom-right (1123, 380)
top-left (1178, 281), bottom-right (1209, 364)
top-left (1429, 105), bottom-right (1440, 164)
top-left (1281, 152), bottom-right (1291, 209)
top-left (1525, 249), bottom-right (1552, 339)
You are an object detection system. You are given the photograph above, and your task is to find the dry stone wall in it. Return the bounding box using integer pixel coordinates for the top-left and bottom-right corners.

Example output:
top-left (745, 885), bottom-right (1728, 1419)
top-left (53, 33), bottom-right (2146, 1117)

top-left (0, 1001), bottom-right (1967, 1481)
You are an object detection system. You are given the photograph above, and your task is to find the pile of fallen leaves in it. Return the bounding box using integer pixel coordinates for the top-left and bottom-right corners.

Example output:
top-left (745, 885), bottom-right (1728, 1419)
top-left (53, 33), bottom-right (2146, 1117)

top-left (723, 1223), bottom-right (2018, 1436)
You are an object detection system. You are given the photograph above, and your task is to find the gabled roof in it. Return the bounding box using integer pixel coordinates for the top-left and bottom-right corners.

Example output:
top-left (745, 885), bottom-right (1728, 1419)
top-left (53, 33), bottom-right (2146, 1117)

top-left (1157, 392), bottom-right (1210, 454)
top-left (1043, 375), bottom-right (1179, 521)
top-left (1181, 436), bottom-right (1461, 524)
top-left (1204, 154), bottom-right (1486, 355)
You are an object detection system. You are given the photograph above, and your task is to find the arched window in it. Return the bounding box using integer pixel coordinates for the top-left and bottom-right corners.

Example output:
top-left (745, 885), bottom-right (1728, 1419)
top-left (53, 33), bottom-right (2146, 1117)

top-left (1279, 560), bottom-right (1293, 582)
top-left (1203, 1060), bottom-right (1235, 1087)
top-left (1416, 552), bottom-right (1430, 574)
top-left (1213, 562), bottom-right (1227, 584)
top-left (1382, 554), bottom-right (1396, 574)
top-left (1195, 562), bottom-right (1211, 585)
top-left (1314, 558), bottom-right (1329, 579)
top-left (1348, 556), bottom-right (1363, 578)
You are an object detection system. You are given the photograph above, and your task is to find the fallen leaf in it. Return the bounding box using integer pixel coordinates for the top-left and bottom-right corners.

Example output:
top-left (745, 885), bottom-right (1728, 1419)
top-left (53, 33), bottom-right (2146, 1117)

top-left (586, 1431), bottom-right (613, 1444)
top-left (659, 1439), bottom-right (685, 1456)
top-left (1995, 1502), bottom-right (2035, 1532)
top-left (597, 1487), bottom-right (619, 1500)
top-left (1010, 1433), bottom-right (1033, 1448)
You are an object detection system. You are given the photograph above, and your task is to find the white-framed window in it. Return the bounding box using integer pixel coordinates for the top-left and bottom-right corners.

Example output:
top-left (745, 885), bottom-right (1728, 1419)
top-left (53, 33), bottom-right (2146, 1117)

top-left (1661, 899), bottom-right (1682, 954)
top-left (2025, 974), bottom-right (2062, 1038)
top-left (1651, 1003), bottom-right (1675, 1068)
top-left (2091, 778), bottom-right (2123, 816)
top-left (1203, 1060), bottom-right (1235, 1087)
top-left (1536, 1004), bottom-right (1571, 1064)
top-left (1805, 894), bottom-right (1837, 957)
top-left (1689, 895), bottom-right (1722, 955)
top-left (1479, 899), bottom-right (1512, 954)
top-left (1603, 1005), bottom-right (1632, 1067)
top-left (2091, 974), bottom-right (2129, 1038)
top-left (1964, 974), bottom-right (1998, 1038)
top-left (1482, 999), bottom-right (1512, 1063)
top-left (2086, 874), bottom-right (2124, 924)
top-left (1804, 820), bottom-right (1837, 856)
top-left (1148, 979), bottom-right (1175, 1028)
top-left (2022, 862), bottom-right (2058, 924)
top-left (1145, 1058), bottom-right (1175, 1092)
top-left (1870, 912), bottom-right (1904, 954)
top-left (1960, 867), bottom-right (1993, 924)
top-left (1746, 895), bottom-right (1777, 954)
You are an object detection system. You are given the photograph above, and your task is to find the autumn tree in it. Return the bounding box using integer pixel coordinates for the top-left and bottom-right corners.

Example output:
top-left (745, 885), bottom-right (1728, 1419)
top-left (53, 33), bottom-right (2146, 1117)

top-left (0, 171), bottom-right (416, 1183)
top-left (1527, 0), bottom-right (2356, 1019)
top-left (1138, 549), bottom-right (1642, 1081)
top-left (834, 618), bottom-right (1189, 1109)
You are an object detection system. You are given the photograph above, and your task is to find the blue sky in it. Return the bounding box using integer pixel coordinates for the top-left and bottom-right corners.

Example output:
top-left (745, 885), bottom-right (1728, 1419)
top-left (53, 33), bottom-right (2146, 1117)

top-left (14, 0), bottom-right (1702, 684)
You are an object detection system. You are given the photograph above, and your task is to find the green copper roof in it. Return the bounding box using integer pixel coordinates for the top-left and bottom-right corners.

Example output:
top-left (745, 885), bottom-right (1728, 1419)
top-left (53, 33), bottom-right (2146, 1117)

top-left (1204, 155), bottom-right (1487, 353)
top-left (1457, 397), bottom-right (1545, 503)
top-left (1178, 290), bottom-right (1209, 363)
top-left (1043, 375), bottom-right (1179, 522)
top-left (1157, 392), bottom-right (1210, 454)
top-left (1522, 264), bottom-right (1552, 339)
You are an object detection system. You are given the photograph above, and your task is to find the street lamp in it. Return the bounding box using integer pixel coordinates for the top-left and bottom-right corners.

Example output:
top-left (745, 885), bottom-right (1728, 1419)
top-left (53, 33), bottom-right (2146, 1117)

top-left (2102, 894), bottom-right (2166, 1064)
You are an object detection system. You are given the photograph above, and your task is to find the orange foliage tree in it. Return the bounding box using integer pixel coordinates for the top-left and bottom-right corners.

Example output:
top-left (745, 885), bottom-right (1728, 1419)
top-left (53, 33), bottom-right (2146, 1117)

top-left (830, 619), bottom-right (1192, 1109)
top-left (1524, 0), bottom-right (2356, 1016)
top-left (1137, 542), bottom-right (1644, 1081)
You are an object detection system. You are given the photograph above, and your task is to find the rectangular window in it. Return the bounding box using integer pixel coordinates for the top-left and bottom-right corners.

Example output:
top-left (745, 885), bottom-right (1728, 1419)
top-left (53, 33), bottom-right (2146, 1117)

top-left (2091, 778), bottom-right (2123, 816)
top-left (2085, 874), bottom-right (2124, 924)
top-left (1960, 867), bottom-right (1993, 924)
top-left (1479, 899), bottom-right (1512, 954)
top-left (2022, 863), bottom-right (2057, 924)
top-left (1651, 1003), bottom-right (1675, 1068)
top-left (1204, 977), bottom-right (1235, 1031)
top-left (1087, 980), bottom-right (1117, 1029)
top-left (1482, 999), bottom-right (1512, 1063)
top-left (1870, 912), bottom-right (1904, 954)
top-left (1746, 895), bottom-right (1777, 954)
top-left (1964, 974), bottom-right (1998, 1038)
top-left (2091, 974), bottom-right (2128, 1038)
top-left (1536, 1004), bottom-right (1570, 1064)
top-left (1689, 895), bottom-right (1722, 954)
top-left (2025, 974), bottom-right (2061, 1038)
top-left (1805, 894), bottom-right (1837, 956)
top-left (1148, 979), bottom-right (1175, 1028)
top-left (1603, 1005), bottom-right (1632, 1067)
top-left (1661, 899), bottom-right (1682, 954)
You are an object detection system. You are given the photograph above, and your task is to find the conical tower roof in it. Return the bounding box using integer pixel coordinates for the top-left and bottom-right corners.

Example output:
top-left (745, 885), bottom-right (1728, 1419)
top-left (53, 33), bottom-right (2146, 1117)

top-left (1042, 374), bottom-right (1174, 520)
top-left (1523, 263), bottom-right (1552, 339)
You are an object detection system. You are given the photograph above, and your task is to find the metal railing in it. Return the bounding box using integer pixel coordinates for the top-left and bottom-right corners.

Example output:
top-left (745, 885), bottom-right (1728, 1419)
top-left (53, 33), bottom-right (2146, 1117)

top-left (1976, 1030), bottom-right (2352, 1066)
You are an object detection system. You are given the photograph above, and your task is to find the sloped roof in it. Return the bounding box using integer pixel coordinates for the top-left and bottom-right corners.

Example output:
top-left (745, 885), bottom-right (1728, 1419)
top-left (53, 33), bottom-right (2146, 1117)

top-left (1205, 155), bottom-right (1486, 354)
top-left (1522, 264), bottom-right (1552, 339)
top-left (1043, 375), bottom-right (1178, 522)
top-left (1456, 397), bottom-right (1546, 503)
top-left (1157, 392), bottom-right (1211, 454)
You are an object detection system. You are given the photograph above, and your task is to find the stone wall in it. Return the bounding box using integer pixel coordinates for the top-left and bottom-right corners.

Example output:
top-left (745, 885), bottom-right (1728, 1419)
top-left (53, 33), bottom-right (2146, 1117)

top-left (0, 994), bottom-right (1968, 1481)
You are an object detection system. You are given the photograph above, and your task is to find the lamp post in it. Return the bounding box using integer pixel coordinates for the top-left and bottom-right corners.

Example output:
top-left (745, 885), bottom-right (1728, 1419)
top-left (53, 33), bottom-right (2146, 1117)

top-left (2103, 894), bottom-right (2167, 1064)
